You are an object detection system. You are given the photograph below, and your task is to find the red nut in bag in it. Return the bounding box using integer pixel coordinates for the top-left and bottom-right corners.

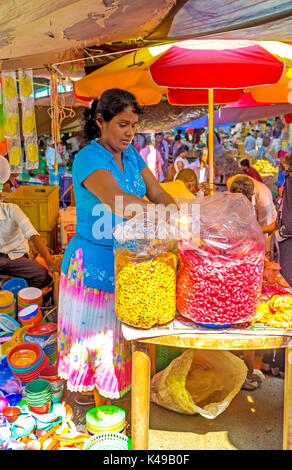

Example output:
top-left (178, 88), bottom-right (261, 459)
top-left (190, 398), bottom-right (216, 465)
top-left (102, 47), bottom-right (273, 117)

top-left (176, 192), bottom-right (265, 326)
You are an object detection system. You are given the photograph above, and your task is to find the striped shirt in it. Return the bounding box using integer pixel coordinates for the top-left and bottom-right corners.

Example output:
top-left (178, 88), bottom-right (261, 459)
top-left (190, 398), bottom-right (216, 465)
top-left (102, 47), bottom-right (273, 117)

top-left (0, 202), bottom-right (39, 260)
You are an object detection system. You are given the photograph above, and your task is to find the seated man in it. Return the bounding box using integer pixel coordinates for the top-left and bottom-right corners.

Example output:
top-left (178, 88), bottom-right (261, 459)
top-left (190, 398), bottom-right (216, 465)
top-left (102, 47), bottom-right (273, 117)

top-left (0, 201), bottom-right (59, 288)
top-left (0, 155), bottom-right (58, 288)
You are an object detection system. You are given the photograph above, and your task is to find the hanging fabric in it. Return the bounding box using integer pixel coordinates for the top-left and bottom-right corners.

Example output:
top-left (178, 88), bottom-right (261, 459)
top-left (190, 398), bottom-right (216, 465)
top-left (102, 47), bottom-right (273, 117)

top-left (2, 70), bottom-right (23, 173)
top-left (18, 69), bottom-right (39, 170)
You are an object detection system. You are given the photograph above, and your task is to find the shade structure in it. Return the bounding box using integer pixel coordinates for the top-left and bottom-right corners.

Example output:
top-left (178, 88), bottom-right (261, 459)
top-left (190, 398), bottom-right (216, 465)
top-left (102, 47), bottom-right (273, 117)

top-left (74, 39), bottom-right (288, 106)
top-left (179, 93), bottom-right (292, 128)
top-left (74, 39), bottom-right (291, 185)
top-left (248, 67), bottom-right (292, 103)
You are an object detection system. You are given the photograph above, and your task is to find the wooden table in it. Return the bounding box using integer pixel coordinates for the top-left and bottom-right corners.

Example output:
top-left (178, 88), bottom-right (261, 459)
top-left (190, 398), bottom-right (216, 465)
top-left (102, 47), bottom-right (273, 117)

top-left (131, 332), bottom-right (292, 450)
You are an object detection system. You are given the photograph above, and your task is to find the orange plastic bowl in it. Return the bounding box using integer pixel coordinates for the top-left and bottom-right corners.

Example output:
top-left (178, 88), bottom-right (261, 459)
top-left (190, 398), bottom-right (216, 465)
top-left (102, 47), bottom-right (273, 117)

top-left (8, 343), bottom-right (42, 369)
top-left (9, 349), bottom-right (38, 368)
top-left (2, 406), bottom-right (21, 422)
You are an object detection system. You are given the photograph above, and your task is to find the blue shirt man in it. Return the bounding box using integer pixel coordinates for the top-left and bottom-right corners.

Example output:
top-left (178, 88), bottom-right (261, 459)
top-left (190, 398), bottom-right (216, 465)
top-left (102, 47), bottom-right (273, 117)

top-left (244, 133), bottom-right (256, 152)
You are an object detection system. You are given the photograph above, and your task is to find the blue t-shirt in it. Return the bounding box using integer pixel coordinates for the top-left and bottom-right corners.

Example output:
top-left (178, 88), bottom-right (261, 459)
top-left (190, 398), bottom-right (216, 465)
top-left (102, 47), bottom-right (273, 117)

top-left (61, 140), bottom-right (147, 292)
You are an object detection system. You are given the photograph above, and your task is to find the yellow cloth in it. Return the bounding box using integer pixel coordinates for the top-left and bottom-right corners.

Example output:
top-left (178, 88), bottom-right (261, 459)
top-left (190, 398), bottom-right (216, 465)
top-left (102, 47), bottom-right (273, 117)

top-left (160, 180), bottom-right (196, 203)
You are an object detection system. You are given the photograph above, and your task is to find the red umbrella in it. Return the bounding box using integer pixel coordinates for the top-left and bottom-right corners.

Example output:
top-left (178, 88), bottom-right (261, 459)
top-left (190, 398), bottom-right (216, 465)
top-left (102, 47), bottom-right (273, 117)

top-left (74, 39), bottom-right (287, 184)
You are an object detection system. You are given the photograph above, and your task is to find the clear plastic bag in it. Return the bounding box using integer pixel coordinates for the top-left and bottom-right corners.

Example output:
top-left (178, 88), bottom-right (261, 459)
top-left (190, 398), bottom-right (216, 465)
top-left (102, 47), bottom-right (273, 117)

top-left (113, 212), bottom-right (177, 329)
top-left (176, 192), bottom-right (265, 326)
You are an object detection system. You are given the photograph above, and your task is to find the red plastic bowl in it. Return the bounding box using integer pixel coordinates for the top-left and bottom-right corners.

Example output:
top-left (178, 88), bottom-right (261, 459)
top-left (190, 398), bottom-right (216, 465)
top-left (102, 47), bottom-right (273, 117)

top-left (26, 323), bottom-right (57, 336)
top-left (29, 399), bottom-right (52, 415)
top-left (38, 365), bottom-right (60, 380)
top-left (2, 406), bottom-right (21, 422)
top-left (13, 355), bottom-right (49, 383)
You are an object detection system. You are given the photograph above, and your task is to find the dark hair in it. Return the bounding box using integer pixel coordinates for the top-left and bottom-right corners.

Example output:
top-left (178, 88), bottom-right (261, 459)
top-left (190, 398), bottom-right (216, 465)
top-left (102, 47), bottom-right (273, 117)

top-left (174, 134), bottom-right (181, 141)
top-left (142, 135), bottom-right (152, 148)
top-left (240, 158), bottom-right (250, 167)
top-left (175, 168), bottom-right (198, 186)
top-left (83, 89), bottom-right (142, 141)
top-left (229, 176), bottom-right (254, 202)
top-left (174, 144), bottom-right (189, 159)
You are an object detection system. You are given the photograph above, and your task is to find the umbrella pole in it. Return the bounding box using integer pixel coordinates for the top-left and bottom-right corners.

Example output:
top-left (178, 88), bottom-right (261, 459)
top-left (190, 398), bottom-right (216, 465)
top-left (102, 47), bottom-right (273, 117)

top-left (208, 88), bottom-right (214, 191)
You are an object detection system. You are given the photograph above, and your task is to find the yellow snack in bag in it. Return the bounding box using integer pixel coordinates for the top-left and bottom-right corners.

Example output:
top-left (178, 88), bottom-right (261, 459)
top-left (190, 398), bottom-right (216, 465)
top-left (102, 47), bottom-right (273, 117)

top-left (115, 249), bottom-right (177, 329)
top-left (26, 142), bottom-right (38, 162)
top-left (23, 111), bottom-right (36, 134)
top-left (9, 146), bottom-right (22, 166)
top-left (20, 74), bottom-right (33, 97)
top-left (5, 114), bottom-right (19, 136)
top-left (4, 76), bottom-right (17, 99)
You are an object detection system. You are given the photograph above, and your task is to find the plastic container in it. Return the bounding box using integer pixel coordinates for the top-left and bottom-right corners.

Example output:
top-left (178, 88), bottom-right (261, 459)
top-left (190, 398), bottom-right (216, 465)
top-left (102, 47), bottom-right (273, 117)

top-left (18, 305), bottom-right (42, 326)
top-left (18, 287), bottom-right (42, 312)
top-left (1, 278), bottom-right (28, 299)
top-left (60, 206), bottom-right (76, 249)
top-left (0, 291), bottom-right (16, 318)
top-left (86, 406), bottom-right (126, 436)
top-left (59, 174), bottom-right (72, 207)
top-left (6, 185), bottom-right (59, 231)
top-left (84, 432), bottom-right (131, 450)
top-left (115, 249), bottom-right (177, 329)
top-left (2, 406), bottom-right (21, 422)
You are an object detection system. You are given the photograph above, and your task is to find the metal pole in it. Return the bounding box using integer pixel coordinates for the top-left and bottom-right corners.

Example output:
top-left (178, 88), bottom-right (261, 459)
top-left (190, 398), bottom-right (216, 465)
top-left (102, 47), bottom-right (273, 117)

top-left (208, 88), bottom-right (214, 189)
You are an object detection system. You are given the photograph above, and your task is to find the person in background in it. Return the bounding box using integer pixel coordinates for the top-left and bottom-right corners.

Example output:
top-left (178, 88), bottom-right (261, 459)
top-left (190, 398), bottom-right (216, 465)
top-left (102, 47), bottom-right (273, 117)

top-left (173, 144), bottom-right (191, 180)
top-left (275, 154), bottom-right (290, 199)
top-left (244, 132), bottom-right (256, 154)
top-left (258, 123), bottom-right (275, 164)
top-left (169, 134), bottom-right (183, 165)
top-left (271, 152), bottom-right (292, 287)
top-left (67, 134), bottom-right (81, 154)
top-left (240, 158), bottom-right (263, 183)
top-left (154, 132), bottom-right (168, 182)
top-left (0, 156), bottom-right (59, 288)
top-left (140, 136), bottom-right (162, 180)
top-left (45, 139), bottom-right (66, 185)
top-left (175, 168), bottom-right (198, 196)
top-left (193, 148), bottom-right (215, 184)
top-left (227, 174), bottom-right (277, 234)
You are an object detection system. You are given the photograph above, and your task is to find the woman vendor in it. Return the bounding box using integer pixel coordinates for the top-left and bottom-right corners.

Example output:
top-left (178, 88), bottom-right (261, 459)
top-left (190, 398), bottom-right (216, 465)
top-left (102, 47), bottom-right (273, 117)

top-left (58, 89), bottom-right (177, 405)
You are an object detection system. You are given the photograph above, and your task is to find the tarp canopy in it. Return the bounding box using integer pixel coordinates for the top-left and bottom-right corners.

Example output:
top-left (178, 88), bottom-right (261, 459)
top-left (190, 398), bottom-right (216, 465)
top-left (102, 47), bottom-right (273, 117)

top-left (148, 0), bottom-right (292, 42)
top-left (2, 1), bottom-right (292, 74)
top-left (34, 101), bottom-right (208, 136)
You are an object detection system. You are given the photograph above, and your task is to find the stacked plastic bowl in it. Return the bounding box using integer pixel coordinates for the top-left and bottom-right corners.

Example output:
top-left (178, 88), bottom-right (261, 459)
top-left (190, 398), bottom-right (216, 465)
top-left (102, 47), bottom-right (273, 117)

top-left (7, 343), bottom-right (49, 383)
top-left (24, 379), bottom-right (52, 414)
top-left (24, 323), bottom-right (58, 365)
top-left (2, 278), bottom-right (28, 300)
top-left (18, 304), bottom-right (43, 326)
top-left (39, 365), bottom-right (65, 403)
top-left (0, 291), bottom-right (16, 319)
top-left (18, 287), bottom-right (42, 312)
top-left (86, 406), bottom-right (126, 436)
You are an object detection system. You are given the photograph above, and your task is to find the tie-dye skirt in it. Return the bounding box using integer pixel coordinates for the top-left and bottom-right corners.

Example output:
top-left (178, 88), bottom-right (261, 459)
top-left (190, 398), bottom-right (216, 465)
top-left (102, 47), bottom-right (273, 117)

top-left (57, 248), bottom-right (132, 399)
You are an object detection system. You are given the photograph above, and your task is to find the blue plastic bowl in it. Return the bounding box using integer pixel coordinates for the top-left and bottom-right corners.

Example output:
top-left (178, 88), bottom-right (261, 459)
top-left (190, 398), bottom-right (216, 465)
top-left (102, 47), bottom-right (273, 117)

top-left (196, 323), bottom-right (231, 329)
top-left (2, 278), bottom-right (28, 298)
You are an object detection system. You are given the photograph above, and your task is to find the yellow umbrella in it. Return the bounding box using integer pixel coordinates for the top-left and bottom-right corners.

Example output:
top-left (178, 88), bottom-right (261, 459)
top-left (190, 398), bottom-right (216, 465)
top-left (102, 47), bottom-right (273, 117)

top-left (248, 67), bottom-right (292, 103)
